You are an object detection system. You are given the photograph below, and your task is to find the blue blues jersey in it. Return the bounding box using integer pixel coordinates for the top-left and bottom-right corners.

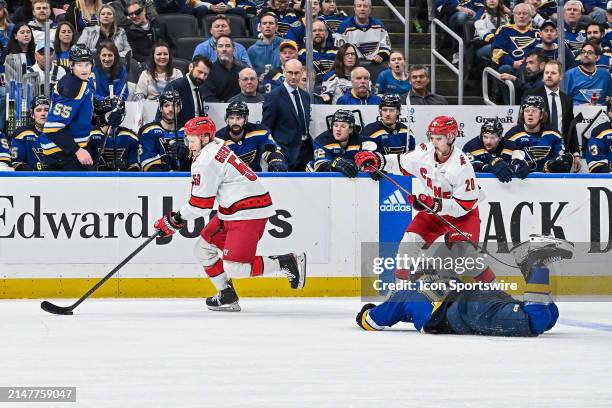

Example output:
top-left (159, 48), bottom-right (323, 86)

top-left (504, 124), bottom-right (564, 172)
top-left (216, 123), bottom-right (283, 172)
top-left (40, 73), bottom-right (95, 156)
top-left (360, 120), bottom-right (415, 155)
top-left (586, 122), bottom-right (612, 173)
top-left (376, 69), bottom-right (412, 95)
top-left (258, 10), bottom-right (299, 37)
top-left (307, 130), bottom-right (361, 172)
top-left (261, 68), bottom-right (284, 94)
top-left (564, 25), bottom-right (587, 56)
top-left (337, 90), bottom-right (382, 105)
top-left (138, 121), bottom-right (187, 171)
top-left (320, 12), bottom-right (348, 33)
top-left (88, 126), bottom-right (141, 171)
top-left (562, 66), bottom-right (612, 105)
top-left (463, 136), bottom-right (518, 172)
top-left (10, 125), bottom-right (43, 171)
top-left (286, 16), bottom-right (329, 49)
top-left (92, 66), bottom-right (129, 102)
top-left (297, 46), bottom-right (337, 81)
top-left (55, 50), bottom-right (71, 70)
top-left (0, 132), bottom-right (11, 167)
top-left (491, 24), bottom-right (539, 66)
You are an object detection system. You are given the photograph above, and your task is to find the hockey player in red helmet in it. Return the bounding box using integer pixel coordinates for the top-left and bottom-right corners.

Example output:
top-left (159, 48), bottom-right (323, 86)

top-left (355, 115), bottom-right (497, 284)
top-left (154, 116), bottom-right (307, 312)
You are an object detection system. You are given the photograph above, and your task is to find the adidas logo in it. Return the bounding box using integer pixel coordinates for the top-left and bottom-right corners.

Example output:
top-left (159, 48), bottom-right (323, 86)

top-left (380, 190), bottom-right (412, 212)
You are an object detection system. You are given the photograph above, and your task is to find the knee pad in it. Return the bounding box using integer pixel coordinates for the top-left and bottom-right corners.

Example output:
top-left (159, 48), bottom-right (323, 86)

top-left (193, 237), bottom-right (220, 268)
top-left (398, 232), bottom-right (427, 258)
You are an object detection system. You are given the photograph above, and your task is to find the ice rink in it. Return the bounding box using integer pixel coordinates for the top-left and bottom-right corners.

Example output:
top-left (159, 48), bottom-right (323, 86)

top-left (2, 298), bottom-right (612, 408)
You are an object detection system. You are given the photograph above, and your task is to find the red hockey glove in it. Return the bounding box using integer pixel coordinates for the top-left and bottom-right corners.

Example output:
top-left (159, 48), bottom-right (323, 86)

top-left (354, 151), bottom-right (383, 172)
top-left (154, 211), bottom-right (186, 237)
top-left (408, 194), bottom-right (442, 213)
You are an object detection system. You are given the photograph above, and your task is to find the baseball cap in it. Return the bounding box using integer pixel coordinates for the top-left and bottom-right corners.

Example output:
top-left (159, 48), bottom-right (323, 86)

top-left (35, 41), bottom-right (54, 53)
top-left (607, 1), bottom-right (612, 12)
top-left (279, 39), bottom-right (298, 51)
top-left (540, 19), bottom-right (556, 30)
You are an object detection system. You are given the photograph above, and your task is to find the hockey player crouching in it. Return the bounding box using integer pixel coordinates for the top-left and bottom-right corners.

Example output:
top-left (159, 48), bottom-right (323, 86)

top-left (357, 235), bottom-right (573, 337)
top-left (8, 95), bottom-right (49, 171)
top-left (586, 98), bottom-right (612, 173)
top-left (462, 118), bottom-right (530, 182)
top-left (505, 96), bottom-right (575, 173)
top-left (154, 117), bottom-right (306, 312)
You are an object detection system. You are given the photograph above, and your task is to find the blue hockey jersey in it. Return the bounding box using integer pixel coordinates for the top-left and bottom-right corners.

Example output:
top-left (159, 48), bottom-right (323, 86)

top-left (261, 68), bottom-right (285, 94)
top-left (0, 132), bottom-right (11, 167)
top-left (88, 126), bottom-right (141, 171)
top-left (586, 122), bottom-right (612, 172)
top-left (491, 24), bottom-right (539, 66)
top-left (307, 130), bottom-right (361, 172)
top-left (562, 66), bottom-right (612, 105)
top-left (564, 25), bottom-right (587, 56)
top-left (320, 12), bottom-right (348, 33)
top-left (463, 136), bottom-right (519, 172)
top-left (504, 123), bottom-right (564, 172)
top-left (360, 120), bottom-right (415, 155)
top-left (10, 125), bottom-right (44, 171)
top-left (258, 10), bottom-right (299, 37)
top-left (297, 46), bottom-right (337, 81)
top-left (138, 121), bottom-right (187, 171)
top-left (40, 73), bottom-right (95, 156)
top-left (216, 123), bottom-right (283, 172)
top-left (337, 90), bottom-right (382, 105)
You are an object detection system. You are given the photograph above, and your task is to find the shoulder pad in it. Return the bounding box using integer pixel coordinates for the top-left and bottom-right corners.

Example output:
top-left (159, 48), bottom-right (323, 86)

top-left (140, 122), bottom-right (163, 135)
top-left (56, 74), bottom-right (88, 99)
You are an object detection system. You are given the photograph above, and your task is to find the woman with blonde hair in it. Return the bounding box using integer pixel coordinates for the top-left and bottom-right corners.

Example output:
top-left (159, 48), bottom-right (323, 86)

top-left (66, 0), bottom-right (102, 32)
top-left (77, 4), bottom-right (131, 58)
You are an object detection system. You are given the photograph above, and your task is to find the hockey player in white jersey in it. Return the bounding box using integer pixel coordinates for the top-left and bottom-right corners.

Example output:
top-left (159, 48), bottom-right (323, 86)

top-left (154, 117), bottom-right (306, 312)
top-left (355, 115), bottom-right (497, 283)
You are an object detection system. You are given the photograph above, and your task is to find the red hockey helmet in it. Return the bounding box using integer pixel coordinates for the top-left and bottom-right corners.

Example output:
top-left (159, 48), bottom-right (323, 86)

top-left (427, 115), bottom-right (459, 145)
top-left (184, 116), bottom-right (216, 144)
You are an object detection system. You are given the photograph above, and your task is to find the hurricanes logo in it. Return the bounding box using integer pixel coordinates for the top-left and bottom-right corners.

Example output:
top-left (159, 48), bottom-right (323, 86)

top-left (510, 36), bottom-right (536, 58)
top-left (380, 189), bottom-right (412, 212)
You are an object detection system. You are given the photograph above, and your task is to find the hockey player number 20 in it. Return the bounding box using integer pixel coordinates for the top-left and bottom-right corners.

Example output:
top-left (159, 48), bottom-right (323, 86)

top-left (228, 155), bottom-right (257, 181)
top-left (465, 178), bottom-right (476, 191)
top-left (52, 103), bottom-right (72, 119)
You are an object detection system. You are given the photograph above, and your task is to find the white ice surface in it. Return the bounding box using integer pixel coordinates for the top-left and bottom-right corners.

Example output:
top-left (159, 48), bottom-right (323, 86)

top-left (2, 298), bottom-right (612, 408)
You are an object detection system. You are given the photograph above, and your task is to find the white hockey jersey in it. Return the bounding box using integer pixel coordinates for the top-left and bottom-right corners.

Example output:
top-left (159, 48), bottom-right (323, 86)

top-left (382, 142), bottom-right (479, 218)
top-left (179, 139), bottom-right (276, 221)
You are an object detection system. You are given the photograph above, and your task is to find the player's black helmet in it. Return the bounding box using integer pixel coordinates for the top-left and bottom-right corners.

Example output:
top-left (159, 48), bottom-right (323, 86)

top-left (480, 118), bottom-right (504, 138)
top-left (158, 89), bottom-right (182, 109)
top-left (30, 95), bottom-right (50, 111)
top-left (225, 101), bottom-right (249, 120)
top-left (379, 93), bottom-right (402, 111)
top-left (331, 109), bottom-right (356, 127)
top-left (93, 96), bottom-right (126, 126)
top-left (521, 95), bottom-right (545, 112)
top-left (69, 44), bottom-right (93, 63)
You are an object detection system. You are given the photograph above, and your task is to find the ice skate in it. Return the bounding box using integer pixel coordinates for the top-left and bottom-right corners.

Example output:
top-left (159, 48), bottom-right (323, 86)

top-left (206, 279), bottom-right (241, 312)
top-left (510, 234), bottom-right (574, 278)
top-left (275, 253), bottom-right (306, 289)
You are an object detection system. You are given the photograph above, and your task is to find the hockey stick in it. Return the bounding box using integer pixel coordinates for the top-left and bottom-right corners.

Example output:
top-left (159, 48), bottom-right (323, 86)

top-left (365, 165), bottom-right (520, 269)
top-left (40, 231), bottom-right (162, 315)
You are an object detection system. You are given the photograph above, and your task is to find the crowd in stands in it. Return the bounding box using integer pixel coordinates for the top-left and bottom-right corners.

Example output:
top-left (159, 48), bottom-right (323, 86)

top-left (0, 0), bottom-right (611, 175)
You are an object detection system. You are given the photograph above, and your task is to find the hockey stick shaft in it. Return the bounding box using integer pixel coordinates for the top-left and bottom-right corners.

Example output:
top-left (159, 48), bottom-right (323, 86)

top-left (41, 232), bottom-right (162, 315)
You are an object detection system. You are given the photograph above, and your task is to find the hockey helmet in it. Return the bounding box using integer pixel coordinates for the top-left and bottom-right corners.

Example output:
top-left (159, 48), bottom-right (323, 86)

top-left (184, 116), bottom-right (216, 144)
top-left (158, 89), bottom-right (182, 110)
top-left (69, 44), bottom-right (93, 63)
top-left (521, 95), bottom-right (546, 112)
top-left (225, 101), bottom-right (249, 121)
top-left (331, 109), bottom-right (356, 127)
top-left (379, 93), bottom-right (402, 112)
top-left (427, 115), bottom-right (459, 144)
top-left (480, 118), bottom-right (504, 139)
top-left (93, 96), bottom-right (126, 126)
top-left (30, 95), bottom-right (50, 111)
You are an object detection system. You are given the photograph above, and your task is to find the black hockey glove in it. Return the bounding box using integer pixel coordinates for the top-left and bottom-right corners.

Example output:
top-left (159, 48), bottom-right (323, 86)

top-left (331, 157), bottom-right (358, 178)
top-left (170, 140), bottom-right (190, 162)
top-left (490, 157), bottom-right (513, 183)
top-left (268, 158), bottom-right (288, 172)
top-left (544, 152), bottom-right (573, 173)
top-left (511, 159), bottom-right (530, 179)
top-left (103, 97), bottom-right (126, 128)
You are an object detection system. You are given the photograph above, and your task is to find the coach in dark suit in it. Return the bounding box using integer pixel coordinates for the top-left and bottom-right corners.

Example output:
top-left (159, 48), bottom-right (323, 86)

top-left (162, 56), bottom-right (212, 128)
top-left (522, 60), bottom-right (580, 163)
top-left (262, 59), bottom-right (312, 171)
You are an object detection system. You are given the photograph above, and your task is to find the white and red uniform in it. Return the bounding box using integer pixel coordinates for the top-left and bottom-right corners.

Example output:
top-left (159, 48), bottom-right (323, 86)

top-left (180, 139), bottom-right (275, 280)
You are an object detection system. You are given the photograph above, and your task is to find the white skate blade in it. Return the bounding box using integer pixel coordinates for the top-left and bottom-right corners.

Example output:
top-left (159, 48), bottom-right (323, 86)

top-left (296, 252), bottom-right (306, 290)
top-left (528, 234), bottom-right (575, 252)
top-left (207, 302), bottom-right (242, 312)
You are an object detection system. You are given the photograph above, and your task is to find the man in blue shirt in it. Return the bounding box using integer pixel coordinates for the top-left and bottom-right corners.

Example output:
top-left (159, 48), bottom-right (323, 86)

top-left (192, 14), bottom-right (252, 67)
top-left (563, 41), bottom-right (612, 105)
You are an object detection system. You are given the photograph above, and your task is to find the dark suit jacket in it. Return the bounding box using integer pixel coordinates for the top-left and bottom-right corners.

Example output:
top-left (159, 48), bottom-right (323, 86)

top-left (523, 86), bottom-right (579, 155)
top-left (262, 84), bottom-right (312, 170)
top-left (162, 76), bottom-right (204, 128)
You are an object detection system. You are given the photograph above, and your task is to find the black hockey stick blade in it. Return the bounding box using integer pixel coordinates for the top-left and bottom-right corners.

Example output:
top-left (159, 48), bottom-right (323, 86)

top-left (40, 301), bottom-right (74, 315)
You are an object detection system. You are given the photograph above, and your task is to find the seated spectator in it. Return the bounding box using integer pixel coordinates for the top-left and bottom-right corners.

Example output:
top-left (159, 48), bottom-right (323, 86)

top-left (321, 42), bottom-right (360, 103)
top-left (586, 100), bottom-right (612, 173)
top-left (492, 3), bottom-right (539, 74)
top-left (27, 41), bottom-right (67, 89)
top-left (337, 66), bottom-right (381, 105)
top-left (5, 23), bottom-right (36, 80)
top-left (111, 0), bottom-right (157, 27)
top-left (260, 39), bottom-right (298, 94)
top-left (297, 20), bottom-right (337, 83)
top-left (498, 49), bottom-right (545, 103)
top-left (473, 0), bottom-right (509, 62)
top-left (77, 4), bottom-right (132, 58)
top-left (66, 0), bottom-right (102, 32)
top-left (93, 40), bottom-right (129, 101)
top-left (535, 19), bottom-right (576, 70)
top-left (13, 0), bottom-right (56, 25)
top-left (54, 21), bottom-right (76, 69)
top-left (307, 109), bottom-right (360, 177)
top-left (125, 0), bottom-right (174, 64)
top-left (0, 1), bottom-right (14, 49)
top-left (184, 0), bottom-right (247, 19)
top-left (202, 35), bottom-right (244, 102)
top-left (505, 95), bottom-right (574, 173)
top-left (259, 0), bottom-right (299, 37)
top-left (584, 0), bottom-right (607, 25)
top-left (319, 0), bottom-right (348, 33)
top-left (299, 67), bottom-right (324, 104)
top-left (247, 12), bottom-right (282, 75)
top-left (228, 67), bottom-right (265, 103)
top-left (360, 94), bottom-right (414, 155)
top-left (376, 51), bottom-right (411, 95)
top-left (335, 0), bottom-right (391, 63)
top-left (10, 95), bottom-right (49, 171)
top-left (192, 15), bottom-right (251, 67)
top-left (401, 64), bottom-right (448, 105)
top-left (135, 41), bottom-right (183, 100)
top-left (439, 0), bottom-right (480, 64)
top-left (564, 41), bottom-right (612, 105)
top-left (28, 0), bottom-right (57, 44)
top-left (563, 1), bottom-right (587, 57)
top-left (585, 22), bottom-right (612, 68)
top-left (286, 0), bottom-right (325, 49)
